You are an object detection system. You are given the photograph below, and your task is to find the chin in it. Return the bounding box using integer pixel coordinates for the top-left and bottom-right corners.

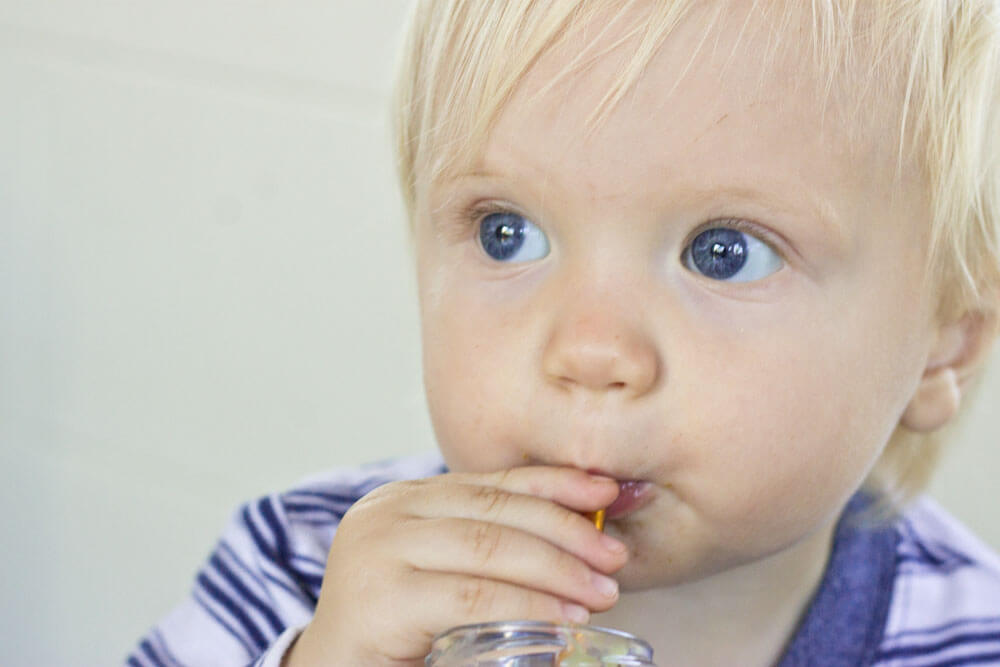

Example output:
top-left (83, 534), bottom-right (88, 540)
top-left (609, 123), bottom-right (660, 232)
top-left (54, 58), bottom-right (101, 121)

top-left (614, 554), bottom-right (722, 591)
top-left (610, 519), bottom-right (758, 591)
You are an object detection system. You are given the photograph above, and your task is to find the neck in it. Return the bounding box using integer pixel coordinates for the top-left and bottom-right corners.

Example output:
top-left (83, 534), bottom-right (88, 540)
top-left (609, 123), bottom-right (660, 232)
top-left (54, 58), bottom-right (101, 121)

top-left (592, 521), bottom-right (837, 667)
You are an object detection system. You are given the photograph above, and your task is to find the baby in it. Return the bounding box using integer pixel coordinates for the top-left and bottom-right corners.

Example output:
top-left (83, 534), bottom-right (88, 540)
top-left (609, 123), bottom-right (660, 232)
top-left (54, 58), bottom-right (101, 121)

top-left (128, 1), bottom-right (1000, 665)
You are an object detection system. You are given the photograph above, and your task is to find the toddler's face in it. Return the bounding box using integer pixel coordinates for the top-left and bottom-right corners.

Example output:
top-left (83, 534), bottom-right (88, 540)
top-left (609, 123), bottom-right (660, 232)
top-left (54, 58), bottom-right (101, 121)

top-left (414, 6), bottom-right (939, 589)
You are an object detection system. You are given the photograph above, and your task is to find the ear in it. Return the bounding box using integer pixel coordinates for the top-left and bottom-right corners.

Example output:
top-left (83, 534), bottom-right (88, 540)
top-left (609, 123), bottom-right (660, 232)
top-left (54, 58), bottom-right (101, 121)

top-left (901, 310), bottom-right (998, 432)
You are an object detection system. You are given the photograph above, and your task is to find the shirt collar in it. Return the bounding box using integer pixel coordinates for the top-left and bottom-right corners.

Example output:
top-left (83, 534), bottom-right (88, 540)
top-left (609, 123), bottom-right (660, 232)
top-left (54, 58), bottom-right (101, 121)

top-left (777, 492), bottom-right (899, 666)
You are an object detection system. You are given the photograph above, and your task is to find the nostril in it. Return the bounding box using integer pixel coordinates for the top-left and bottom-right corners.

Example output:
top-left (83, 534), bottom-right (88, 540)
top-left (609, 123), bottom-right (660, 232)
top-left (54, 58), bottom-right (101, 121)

top-left (608, 382), bottom-right (626, 390)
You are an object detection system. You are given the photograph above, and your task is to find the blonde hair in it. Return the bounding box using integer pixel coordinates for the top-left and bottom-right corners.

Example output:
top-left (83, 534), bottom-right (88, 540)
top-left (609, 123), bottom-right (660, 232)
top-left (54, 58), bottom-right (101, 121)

top-left (392, 0), bottom-right (1000, 508)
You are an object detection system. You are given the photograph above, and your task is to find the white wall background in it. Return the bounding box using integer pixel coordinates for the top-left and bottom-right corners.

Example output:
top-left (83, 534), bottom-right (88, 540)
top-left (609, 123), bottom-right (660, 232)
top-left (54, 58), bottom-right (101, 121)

top-left (1, 3), bottom-right (997, 665)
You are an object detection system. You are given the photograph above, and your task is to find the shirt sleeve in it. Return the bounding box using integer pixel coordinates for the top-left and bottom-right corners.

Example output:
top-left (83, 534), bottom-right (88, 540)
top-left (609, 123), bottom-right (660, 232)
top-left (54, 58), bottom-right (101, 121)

top-left (124, 493), bottom-right (329, 666)
top-left (248, 625), bottom-right (306, 667)
top-left (124, 453), bottom-right (446, 666)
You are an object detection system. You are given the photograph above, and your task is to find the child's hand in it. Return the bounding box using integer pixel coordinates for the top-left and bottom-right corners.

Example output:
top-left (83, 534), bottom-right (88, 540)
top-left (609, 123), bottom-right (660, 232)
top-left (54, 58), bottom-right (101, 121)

top-left (284, 467), bottom-right (626, 666)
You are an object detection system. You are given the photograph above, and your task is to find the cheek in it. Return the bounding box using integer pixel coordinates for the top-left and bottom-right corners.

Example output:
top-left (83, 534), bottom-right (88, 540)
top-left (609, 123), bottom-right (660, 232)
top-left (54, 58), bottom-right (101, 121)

top-left (683, 353), bottom-right (871, 507)
top-left (419, 282), bottom-right (530, 473)
top-left (680, 294), bottom-right (928, 546)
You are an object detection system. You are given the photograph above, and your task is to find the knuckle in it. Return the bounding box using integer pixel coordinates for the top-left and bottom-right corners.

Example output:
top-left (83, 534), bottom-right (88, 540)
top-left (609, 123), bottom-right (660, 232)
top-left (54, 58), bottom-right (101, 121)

top-left (493, 468), bottom-right (513, 488)
top-left (456, 578), bottom-right (496, 618)
top-left (552, 548), bottom-right (588, 587)
top-left (526, 591), bottom-right (565, 623)
top-left (553, 503), bottom-right (583, 532)
top-left (354, 480), bottom-right (403, 508)
top-left (480, 468), bottom-right (517, 488)
top-left (341, 481), bottom-right (420, 541)
top-left (472, 484), bottom-right (511, 518)
top-left (466, 521), bottom-right (505, 567)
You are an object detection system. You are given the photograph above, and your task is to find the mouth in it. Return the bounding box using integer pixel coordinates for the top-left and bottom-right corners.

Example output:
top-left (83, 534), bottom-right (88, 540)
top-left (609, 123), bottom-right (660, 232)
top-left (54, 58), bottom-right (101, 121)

top-left (605, 480), bottom-right (654, 519)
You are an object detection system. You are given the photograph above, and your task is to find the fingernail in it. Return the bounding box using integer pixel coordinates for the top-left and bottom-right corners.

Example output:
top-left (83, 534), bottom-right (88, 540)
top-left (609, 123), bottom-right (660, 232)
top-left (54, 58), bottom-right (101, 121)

top-left (601, 534), bottom-right (627, 554)
top-left (589, 474), bottom-right (617, 485)
top-left (591, 572), bottom-right (619, 599)
top-left (563, 602), bottom-right (590, 624)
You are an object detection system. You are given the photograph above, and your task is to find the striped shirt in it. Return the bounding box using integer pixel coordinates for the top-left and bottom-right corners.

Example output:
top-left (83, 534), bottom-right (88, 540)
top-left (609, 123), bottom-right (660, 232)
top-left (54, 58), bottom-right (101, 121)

top-left (126, 453), bottom-right (1000, 666)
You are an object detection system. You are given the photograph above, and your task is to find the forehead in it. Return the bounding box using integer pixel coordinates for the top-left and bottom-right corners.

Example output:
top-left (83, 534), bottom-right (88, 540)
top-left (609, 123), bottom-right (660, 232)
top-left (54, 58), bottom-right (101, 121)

top-left (435, 1), bottom-right (922, 237)
top-left (438, 0), bottom-right (916, 193)
top-left (500, 5), bottom-right (889, 177)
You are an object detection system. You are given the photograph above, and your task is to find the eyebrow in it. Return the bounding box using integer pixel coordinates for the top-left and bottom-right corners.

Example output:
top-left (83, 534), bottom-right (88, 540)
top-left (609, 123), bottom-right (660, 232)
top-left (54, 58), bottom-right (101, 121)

top-left (675, 184), bottom-right (848, 246)
top-left (448, 167), bottom-right (847, 247)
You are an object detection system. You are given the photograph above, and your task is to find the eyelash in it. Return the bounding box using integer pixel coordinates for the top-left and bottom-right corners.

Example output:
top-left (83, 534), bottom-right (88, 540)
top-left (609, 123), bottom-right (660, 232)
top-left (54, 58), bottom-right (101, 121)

top-left (466, 201), bottom-right (520, 229)
top-left (446, 200), bottom-right (786, 261)
top-left (683, 217), bottom-right (786, 260)
top-left (435, 201), bottom-right (508, 244)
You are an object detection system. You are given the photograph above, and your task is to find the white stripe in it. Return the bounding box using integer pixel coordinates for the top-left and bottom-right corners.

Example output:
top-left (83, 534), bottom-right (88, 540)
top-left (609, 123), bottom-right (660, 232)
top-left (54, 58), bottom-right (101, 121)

top-left (881, 617), bottom-right (1000, 650)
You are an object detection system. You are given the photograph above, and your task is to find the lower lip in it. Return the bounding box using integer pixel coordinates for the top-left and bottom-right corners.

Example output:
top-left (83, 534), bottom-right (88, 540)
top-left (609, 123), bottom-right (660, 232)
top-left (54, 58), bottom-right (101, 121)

top-left (605, 481), bottom-right (653, 519)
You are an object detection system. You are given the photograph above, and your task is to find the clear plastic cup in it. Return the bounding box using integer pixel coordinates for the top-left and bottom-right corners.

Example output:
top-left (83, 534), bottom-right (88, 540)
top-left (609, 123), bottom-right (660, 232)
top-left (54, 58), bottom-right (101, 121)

top-left (425, 621), bottom-right (656, 666)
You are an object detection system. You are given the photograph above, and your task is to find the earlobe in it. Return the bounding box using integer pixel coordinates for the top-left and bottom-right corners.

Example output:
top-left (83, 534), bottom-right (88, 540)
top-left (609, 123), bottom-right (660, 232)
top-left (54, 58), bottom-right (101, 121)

top-left (900, 367), bottom-right (961, 432)
top-left (900, 311), bottom-right (998, 433)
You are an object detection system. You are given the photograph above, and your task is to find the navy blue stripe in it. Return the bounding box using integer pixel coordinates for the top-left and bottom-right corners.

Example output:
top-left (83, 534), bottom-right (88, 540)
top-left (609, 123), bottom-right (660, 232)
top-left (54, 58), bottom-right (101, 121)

top-left (262, 497), bottom-right (321, 602)
top-left (219, 541), bottom-right (269, 592)
top-left (876, 631), bottom-right (1000, 661)
top-left (926, 651), bottom-right (1000, 667)
top-left (197, 572), bottom-right (269, 651)
top-left (243, 505), bottom-right (278, 561)
top-left (246, 497), bottom-right (320, 603)
top-left (900, 519), bottom-right (973, 569)
top-left (283, 501), bottom-right (349, 517)
top-left (905, 538), bottom-right (948, 567)
top-left (217, 539), bottom-right (312, 618)
top-left (290, 553), bottom-right (326, 569)
top-left (209, 552), bottom-right (285, 635)
top-left (884, 617), bottom-right (1000, 641)
top-left (193, 590), bottom-right (256, 657)
top-left (139, 639), bottom-right (165, 667)
top-left (896, 555), bottom-right (967, 574)
top-left (259, 497), bottom-right (289, 558)
top-left (126, 656), bottom-right (144, 667)
top-left (287, 517), bottom-right (343, 528)
top-left (896, 553), bottom-right (966, 566)
top-left (224, 514), bottom-right (310, 604)
top-left (152, 629), bottom-right (181, 667)
top-left (266, 567), bottom-right (322, 596)
top-left (283, 489), bottom-right (360, 504)
top-left (259, 567), bottom-right (314, 602)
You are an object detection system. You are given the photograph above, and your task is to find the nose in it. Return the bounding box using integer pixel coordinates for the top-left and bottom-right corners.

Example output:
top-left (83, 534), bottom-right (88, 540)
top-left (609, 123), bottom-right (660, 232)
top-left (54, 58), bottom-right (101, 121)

top-left (541, 305), bottom-right (661, 399)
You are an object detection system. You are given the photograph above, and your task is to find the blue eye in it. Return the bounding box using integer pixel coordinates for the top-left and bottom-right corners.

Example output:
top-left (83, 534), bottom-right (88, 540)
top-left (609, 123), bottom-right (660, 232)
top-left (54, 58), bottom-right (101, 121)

top-left (479, 212), bottom-right (550, 263)
top-left (683, 227), bottom-right (783, 282)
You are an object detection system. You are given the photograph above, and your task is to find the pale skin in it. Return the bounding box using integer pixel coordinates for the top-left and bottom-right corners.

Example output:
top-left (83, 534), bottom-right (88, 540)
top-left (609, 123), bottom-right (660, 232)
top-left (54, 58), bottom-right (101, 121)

top-left (287, 4), bottom-right (994, 666)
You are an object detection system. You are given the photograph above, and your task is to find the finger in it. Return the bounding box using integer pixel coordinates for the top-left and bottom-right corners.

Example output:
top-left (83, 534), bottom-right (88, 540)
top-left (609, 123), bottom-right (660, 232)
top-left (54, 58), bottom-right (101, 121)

top-left (401, 483), bottom-right (628, 574)
top-left (404, 517), bottom-right (620, 611)
top-left (450, 466), bottom-right (620, 511)
top-left (410, 570), bottom-right (592, 640)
